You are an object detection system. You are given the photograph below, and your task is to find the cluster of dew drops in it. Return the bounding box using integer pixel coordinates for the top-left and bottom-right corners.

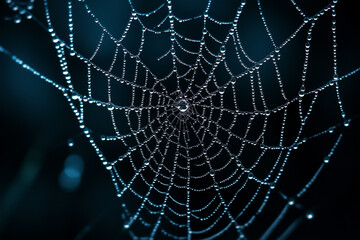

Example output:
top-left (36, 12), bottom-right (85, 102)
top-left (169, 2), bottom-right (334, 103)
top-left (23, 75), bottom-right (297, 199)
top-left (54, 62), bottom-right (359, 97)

top-left (5, 0), bottom-right (34, 24)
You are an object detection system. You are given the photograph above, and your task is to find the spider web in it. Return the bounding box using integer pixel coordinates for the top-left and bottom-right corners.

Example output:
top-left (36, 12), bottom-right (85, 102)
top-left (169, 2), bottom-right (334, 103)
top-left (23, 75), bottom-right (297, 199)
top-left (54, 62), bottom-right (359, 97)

top-left (1, 0), bottom-right (359, 239)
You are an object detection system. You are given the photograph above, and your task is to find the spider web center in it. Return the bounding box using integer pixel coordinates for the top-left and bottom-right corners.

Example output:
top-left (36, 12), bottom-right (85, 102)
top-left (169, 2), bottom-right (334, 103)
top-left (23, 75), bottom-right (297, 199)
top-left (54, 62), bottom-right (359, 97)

top-left (176, 99), bottom-right (189, 113)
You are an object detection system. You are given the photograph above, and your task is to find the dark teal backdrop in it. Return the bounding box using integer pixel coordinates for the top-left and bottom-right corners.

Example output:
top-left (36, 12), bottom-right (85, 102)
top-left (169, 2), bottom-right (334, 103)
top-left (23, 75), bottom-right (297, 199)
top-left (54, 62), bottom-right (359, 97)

top-left (0, 0), bottom-right (359, 239)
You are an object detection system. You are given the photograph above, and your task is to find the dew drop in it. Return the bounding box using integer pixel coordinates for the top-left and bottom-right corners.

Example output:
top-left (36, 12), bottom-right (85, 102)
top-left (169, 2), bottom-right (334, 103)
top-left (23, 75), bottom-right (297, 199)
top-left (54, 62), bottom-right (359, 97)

top-left (144, 159), bottom-right (150, 166)
top-left (67, 139), bottom-right (74, 147)
top-left (298, 87), bottom-right (305, 97)
top-left (306, 212), bottom-right (314, 220)
top-left (14, 15), bottom-right (21, 24)
top-left (236, 225), bottom-right (243, 230)
top-left (107, 104), bottom-right (114, 111)
top-left (219, 87), bottom-right (225, 94)
top-left (220, 45), bottom-right (226, 54)
top-left (236, 160), bottom-right (241, 167)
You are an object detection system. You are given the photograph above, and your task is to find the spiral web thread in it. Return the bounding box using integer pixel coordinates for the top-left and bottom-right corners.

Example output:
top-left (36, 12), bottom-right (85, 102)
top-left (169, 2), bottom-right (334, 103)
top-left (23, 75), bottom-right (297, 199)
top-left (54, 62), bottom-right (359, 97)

top-left (1, 0), bottom-right (360, 239)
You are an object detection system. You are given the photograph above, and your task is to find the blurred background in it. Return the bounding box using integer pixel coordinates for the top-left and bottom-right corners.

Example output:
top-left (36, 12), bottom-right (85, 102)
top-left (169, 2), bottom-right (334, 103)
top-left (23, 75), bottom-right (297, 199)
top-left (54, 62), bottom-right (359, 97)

top-left (0, 0), bottom-right (359, 239)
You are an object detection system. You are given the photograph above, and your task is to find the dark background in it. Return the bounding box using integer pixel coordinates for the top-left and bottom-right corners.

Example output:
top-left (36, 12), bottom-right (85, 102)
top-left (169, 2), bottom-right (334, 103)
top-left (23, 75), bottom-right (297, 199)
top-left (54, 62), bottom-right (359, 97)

top-left (0, 0), bottom-right (359, 239)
